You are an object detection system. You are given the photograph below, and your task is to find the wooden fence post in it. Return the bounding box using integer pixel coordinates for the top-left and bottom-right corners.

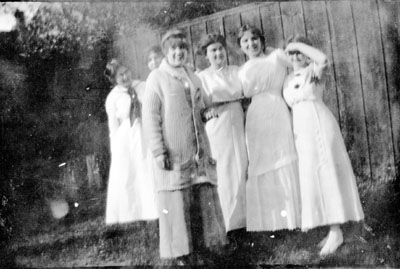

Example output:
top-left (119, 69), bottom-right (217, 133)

top-left (86, 153), bottom-right (102, 189)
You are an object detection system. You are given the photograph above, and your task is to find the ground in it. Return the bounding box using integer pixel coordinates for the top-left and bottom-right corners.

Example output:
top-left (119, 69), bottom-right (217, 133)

top-left (7, 190), bottom-right (400, 267)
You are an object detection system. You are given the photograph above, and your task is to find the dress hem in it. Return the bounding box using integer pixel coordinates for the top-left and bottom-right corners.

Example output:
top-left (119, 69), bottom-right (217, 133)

top-left (246, 227), bottom-right (300, 232)
top-left (301, 217), bottom-right (365, 232)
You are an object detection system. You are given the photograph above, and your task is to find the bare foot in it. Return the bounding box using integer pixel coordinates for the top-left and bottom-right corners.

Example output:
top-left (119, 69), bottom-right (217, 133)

top-left (318, 234), bottom-right (328, 249)
top-left (319, 229), bottom-right (343, 256)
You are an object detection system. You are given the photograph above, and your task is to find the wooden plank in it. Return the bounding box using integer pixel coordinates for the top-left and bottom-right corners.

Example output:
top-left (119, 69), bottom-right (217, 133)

top-left (179, 26), bottom-right (195, 71)
top-left (240, 7), bottom-right (262, 29)
top-left (175, 2), bottom-right (265, 30)
top-left (302, 0), bottom-right (340, 121)
top-left (326, 0), bottom-right (371, 182)
top-left (222, 13), bottom-right (245, 66)
top-left (190, 22), bottom-right (208, 71)
top-left (259, 2), bottom-right (284, 49)
top-left (280, 1), bottom-right (305, 39)
top-left (377, 0), bottom-right (400, 177)
top-left (352, 0), bottom-right (395, 182)
top-left (206, 18), bottom-right (223, 35)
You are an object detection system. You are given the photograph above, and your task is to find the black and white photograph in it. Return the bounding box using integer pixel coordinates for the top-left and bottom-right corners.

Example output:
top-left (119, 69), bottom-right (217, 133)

top-left (0, 0), bottom-right (399, 267)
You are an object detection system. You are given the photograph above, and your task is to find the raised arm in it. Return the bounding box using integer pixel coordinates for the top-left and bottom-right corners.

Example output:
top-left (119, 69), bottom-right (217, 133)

top-left (275, 48), bottom-right (292, 68)
top-left (286, 42), bottom-right (328, 68)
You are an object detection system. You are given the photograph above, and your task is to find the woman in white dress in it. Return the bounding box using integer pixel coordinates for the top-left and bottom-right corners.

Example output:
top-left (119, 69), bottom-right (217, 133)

top-left (104, 59), bottom-right (158, 225)
top-left (237, 24), bottom-right (301, 232)
top-left (197, 34), bottom-right (248, 234)
top-left (283, 36), bottom-right (364, 256)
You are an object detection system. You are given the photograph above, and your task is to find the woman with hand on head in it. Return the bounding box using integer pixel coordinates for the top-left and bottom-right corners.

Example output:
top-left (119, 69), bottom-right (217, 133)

top-left (237, 24), bottom-right (301, 233)
top-left (104, 59), bottom-right (158, 225)
top-left (196, 34), bottom-right (247, 240)
top-left (283, 35), bottom-right (364, 256)
top-left (142, 28), bottom-right (227, 264)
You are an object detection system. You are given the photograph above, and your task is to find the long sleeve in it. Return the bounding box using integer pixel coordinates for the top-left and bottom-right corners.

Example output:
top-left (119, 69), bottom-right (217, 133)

top-left (238, 58), bottom-right (273, 98)
top-left (105, 104), bottom-right (119, 138)
top-left (105, 89), bottom-right (130, 137)
top-left (238, 50), bottom-right (286, 98)
top-left (275, 48), bottom-right (292, 68)
top-left (196, 72), bottom-right (213, 107)
top-left (143, 72), bottom-right (166, 158)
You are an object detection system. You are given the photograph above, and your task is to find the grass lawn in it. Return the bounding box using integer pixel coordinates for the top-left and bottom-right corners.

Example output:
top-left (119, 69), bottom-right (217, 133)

top-left (8, 187), bottom-right (400, 268)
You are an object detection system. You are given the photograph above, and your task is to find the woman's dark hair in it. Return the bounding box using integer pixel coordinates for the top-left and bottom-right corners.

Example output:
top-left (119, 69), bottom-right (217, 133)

top-left (147, 45), bottom-right (163, 57)
top-left (198, 34), bottom-right (227, 56)
top-left (285, 35), bottom-right (313, 48)
top-left (104, 59), bottom-right (125, 85)
top-left (237, 24), bottom-right (266, 52)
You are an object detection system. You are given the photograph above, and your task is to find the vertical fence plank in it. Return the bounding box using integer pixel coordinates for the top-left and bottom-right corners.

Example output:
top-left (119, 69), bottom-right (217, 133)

top-left (259, 2), bottom-right (284, 49)
top-left (240, 7), bottom-right (262, 29)
top-left (352, 0), bottom-right (395, 182)
top-left (190, 22), bottom-right (208, 71)
top-left (326, 0), bottom-right (371, 182)
top-left (206, 18), bottom-right (223, 35)
top-left (378, 0), bottom-right (400, 176)
top-left (138, 0), bottom-right (398, 181)
top-left (223, 13), bottom-right (245, 66)
top-left (302, 1), bottom-right (340, 121)
top-left (177, 26), bottom-right (195, 70)
top-left (280, 1), bottom-right (305, 39)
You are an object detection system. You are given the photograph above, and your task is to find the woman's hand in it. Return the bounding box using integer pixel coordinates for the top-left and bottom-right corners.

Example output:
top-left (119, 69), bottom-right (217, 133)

top-left (156, 153), bottom-right (171, 170)
top-left (201, 107), bottom-right (219, 122)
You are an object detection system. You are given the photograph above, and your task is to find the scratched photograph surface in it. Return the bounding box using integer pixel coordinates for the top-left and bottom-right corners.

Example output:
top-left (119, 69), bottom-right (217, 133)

top-left (0, 0), bottom-right (399, 267)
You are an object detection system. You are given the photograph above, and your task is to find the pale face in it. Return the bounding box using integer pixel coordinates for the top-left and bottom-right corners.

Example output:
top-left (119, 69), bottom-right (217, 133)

top-left (288, 50), bottom-right (308, 70)
top-left (240, 30), bottom-right (263, 59)
top-left (148, 52), bottom-right (163, 71)
top-left (206, 42), bottom-right (227, 69)
top-left (166, 45), bottom-right (188, 68)
top-left (115, 66), bottom-right (132, 88)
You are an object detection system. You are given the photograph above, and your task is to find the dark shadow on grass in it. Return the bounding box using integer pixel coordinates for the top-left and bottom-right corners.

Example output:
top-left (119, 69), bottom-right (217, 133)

top-left (12, 220), bottom-right (160, 261)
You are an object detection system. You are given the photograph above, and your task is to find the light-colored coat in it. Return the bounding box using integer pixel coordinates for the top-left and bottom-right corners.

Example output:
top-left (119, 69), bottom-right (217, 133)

top-left (143, 59), bottom-right (217, 192)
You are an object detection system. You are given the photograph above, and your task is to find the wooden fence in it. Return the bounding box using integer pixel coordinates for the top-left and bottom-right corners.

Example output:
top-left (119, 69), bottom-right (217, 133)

top-left (124, 0), bottom-right (399, 184)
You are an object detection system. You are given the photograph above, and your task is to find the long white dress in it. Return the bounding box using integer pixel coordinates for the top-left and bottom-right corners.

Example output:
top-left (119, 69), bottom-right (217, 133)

top-left (283, 62), bottom-right (364, 231)
top-left (105, 84), bottom-right (158, 225)
top-left (197, 65), bottom-right (248, 232)
top-left (238, 49), bottom-right (301, 231)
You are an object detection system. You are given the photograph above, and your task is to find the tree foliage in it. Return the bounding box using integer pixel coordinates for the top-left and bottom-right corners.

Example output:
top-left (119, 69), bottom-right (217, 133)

top-left (144, 1), bottom-right (239, 30)
top-left (2, 1), bottom-right (238, 60)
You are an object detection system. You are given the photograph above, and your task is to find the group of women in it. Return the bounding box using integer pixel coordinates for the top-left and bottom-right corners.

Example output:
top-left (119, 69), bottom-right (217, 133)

top-left (103, 24), bottom-right (365, 264)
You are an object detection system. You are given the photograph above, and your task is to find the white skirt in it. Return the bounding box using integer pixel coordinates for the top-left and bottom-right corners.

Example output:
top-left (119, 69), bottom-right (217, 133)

top-left (205, 102), bottom-right (247, 232)
top-left (246, 160), bottom-right (301, 231)
top-left (293, 101), bottom-right (364, 231)
top-left (105, 119), bottom-right (158, 225)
